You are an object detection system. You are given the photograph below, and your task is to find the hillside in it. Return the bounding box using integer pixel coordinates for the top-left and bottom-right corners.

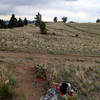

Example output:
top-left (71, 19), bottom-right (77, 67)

top-left (0, 23), bottom-right (100, 100)
top-left (0, 22), bottom-right (100, 56)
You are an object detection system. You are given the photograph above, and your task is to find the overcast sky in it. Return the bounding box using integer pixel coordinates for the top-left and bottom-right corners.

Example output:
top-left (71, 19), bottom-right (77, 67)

top-left (0, 0), bottom-right (100, 22)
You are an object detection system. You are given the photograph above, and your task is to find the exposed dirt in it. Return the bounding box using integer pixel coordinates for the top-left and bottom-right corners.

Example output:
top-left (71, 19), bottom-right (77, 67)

top-left (14, 65), bottom-right (46, 100)
top-left (0, 51), bottom-right (100, 64)
top-left (0, 51), bottom-right (100, 100)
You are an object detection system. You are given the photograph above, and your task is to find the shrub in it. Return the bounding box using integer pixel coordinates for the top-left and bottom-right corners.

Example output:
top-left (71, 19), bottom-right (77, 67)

top-left (17, 18), bottom-right (24, 27)
top-left (96, 19), bottom-right (100, 23)
top-left (52, 32), bottom-right (56, 35)
top-left (62, 17), bottom-right (67, 23)
top-left (34, 64), bottom-right (47, 80)
top-left (0, 82), bottom-right (13, 99)
top-left (8, 14), bottom-right (18, 28)
top-left (0, 19), bottom-right (7, 28)
top-left (62, 95), bottom-right (78, 100)
top-left (24, 18), bottom-right (28, 25)
top-left (0, 66), bottom-right (16, 99)
top-left (34, 13), bottom-right (47, 34)
top-left (75, 34), bottom-right (79, 37)
top-left (34, 12), bottom-right (42, 27)
top-left (54, 17), bottom-right (58, 22)
top-left (40, 21), bottom-right (47, 34)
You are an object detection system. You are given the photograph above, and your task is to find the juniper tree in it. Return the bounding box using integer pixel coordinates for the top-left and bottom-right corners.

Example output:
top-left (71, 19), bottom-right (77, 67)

top-left (35, 12), bottom-right (42, 27)
top-left (34, 13), bottom-right (47, 34)
top-left (17, 18), bottom-right (24, 27)
top-left (8, 14), bottom-right (18, 28)
top-left (54, 17), bottom-right (58, 22)
top-left (24, 18), bottom-right (28, 25)
top-left (62, 17), bottom-right (67, 23)
top-left (0, 19), bottom-right (7, 28)
top-left (40, 21), bottom-right (47, 34)
top-left (96, 19), bottom-right (100, 23)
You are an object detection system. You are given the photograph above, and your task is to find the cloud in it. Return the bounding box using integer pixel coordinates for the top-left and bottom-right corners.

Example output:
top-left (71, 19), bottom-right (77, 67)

top-left (64, 0), bottom-right (78, 1)
top-left (0, 0), bottom-right (100, 22)
top-left (0, 3), bottom-right (14, 15)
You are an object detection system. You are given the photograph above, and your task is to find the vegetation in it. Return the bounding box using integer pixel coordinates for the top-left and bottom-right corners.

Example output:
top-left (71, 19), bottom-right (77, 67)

top-left (0, 65), bottom-right (16, 99)
top-left (40, 21), bottom-right (47, 34)
top-left (17, 18), bottom-right (24, 27)
top-left (34, 12), bottom-right (47, 34)
top-left (34, 64), bottom-right (47, 80)
top-left (34, 12), bottom-right (42, 27)
top-left (0, 22), bottom-right (100, 100)
top-left (0, 19), bottom-right (7, 28)
top-left (62, 17), bottom-right (67, 23)
top-left (0, 14), bottom-right (28, 29)
top-left (0, 23), bottom-right (100, 56)
top-left (36, 63), bottom-right (100, 100)
top-left (8, 14), bottom-right (18, 28)
top-left (24, 18), bottom-right (28, 25)
top-left (0, 83), bottom-right (12, 99)
top-left (96, 19), bottom-right (100, 23)
top-left (54, 17), bottom-right (58, 22)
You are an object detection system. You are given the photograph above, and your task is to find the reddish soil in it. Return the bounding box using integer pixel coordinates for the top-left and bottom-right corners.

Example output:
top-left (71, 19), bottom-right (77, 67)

top-left (14, 65), bottom-right (46, 100)
top-left (0, 51), bottom-right (100, 100)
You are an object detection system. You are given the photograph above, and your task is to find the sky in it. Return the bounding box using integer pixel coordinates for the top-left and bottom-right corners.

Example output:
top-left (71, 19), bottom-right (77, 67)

top-left (0, 0), bottom-right (100, 22)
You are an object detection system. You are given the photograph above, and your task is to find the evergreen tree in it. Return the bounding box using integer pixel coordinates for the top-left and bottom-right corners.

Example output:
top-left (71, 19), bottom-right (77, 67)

top-left (54, 17), bottom-right (58, 22)
top-left (8, 14), bottom-right (18, 28)
top-left (40, 21), bottom-right (47, 34)
top-left (35, 12), bottom-right (42, 26)
top-left (24, 18), bottom-right (28, 25)
top-left (34, 13), bottom-right (47, 34)
top-left (0, 19), bottom-right (7, 28)
top-left (96, 19), bottom-right (100, 23)
top-left (62, 17), bottom-right (67, 23)
top-left (17, 18), bottom-right (24, 27)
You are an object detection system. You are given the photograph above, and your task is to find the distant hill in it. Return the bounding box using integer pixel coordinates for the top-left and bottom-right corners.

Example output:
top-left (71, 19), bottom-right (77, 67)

top-left (5, 20), bottom-right (9, 24)
top-left (27, 20), bottom-right (35, 24)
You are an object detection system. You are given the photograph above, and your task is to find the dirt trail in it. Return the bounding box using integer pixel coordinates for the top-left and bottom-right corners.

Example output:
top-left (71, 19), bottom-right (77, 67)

top-left (0, 51), bottom-right (100, 59)
top-left (14, 65), bottom-right (46, 100)
top-left (0, 51), bottom-right (100, 66)
top-left (0, 51), bottom-right (100, 100)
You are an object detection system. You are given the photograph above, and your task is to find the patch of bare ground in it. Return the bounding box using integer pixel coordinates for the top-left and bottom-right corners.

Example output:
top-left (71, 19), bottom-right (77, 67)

top-left (14, 65), bottom-right (46, 100)
top-left (0, 51), bottom-right (100, 100)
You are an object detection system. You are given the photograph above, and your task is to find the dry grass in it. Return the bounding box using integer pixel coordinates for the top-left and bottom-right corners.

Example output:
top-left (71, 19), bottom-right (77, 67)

top-left (0, 23), bottom-right (100, 55)
top-left (33, 62), bottom-right (100, 100)
top-left (0, 22), bottom-right (100, 100)
top-left (0, 64), bottom-right (17, 99)
top-left (42, 63), bottom-right (100, 100)
top-left (0, 52), bottom-right (99, 100)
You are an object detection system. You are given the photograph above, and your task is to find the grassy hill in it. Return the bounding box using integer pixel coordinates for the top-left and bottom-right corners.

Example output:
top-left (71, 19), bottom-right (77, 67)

top-left (0, 22), bottom-right (100, 56)
top-left (0, 22), bottom-right (100, 100)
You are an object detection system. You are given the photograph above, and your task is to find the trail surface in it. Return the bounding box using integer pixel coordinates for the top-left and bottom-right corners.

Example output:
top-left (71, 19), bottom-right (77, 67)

top-left (0, 51), bottom-right (100, 100)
